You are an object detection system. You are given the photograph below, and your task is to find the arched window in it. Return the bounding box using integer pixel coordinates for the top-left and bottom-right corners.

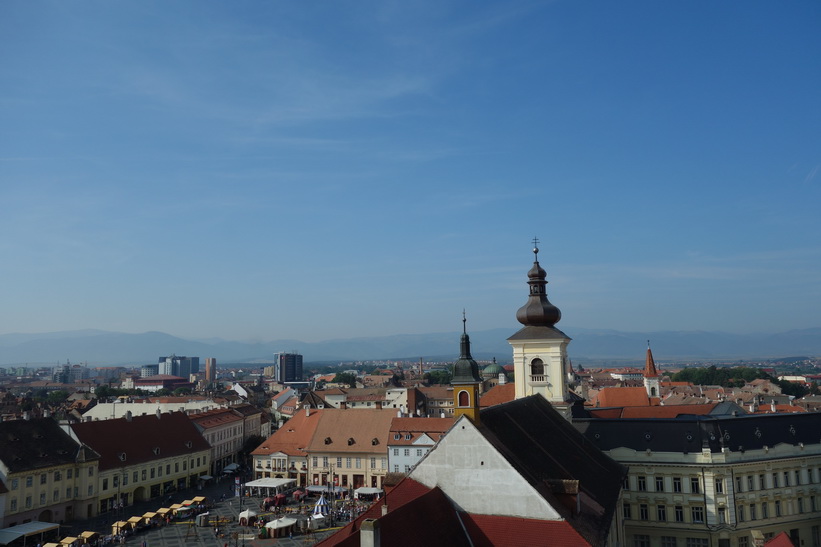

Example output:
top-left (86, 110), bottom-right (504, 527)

top-left (650, 387), bottom-right (657, 397)
top-left (530, 359), bottom-right (544, 376)
top-left (458, 390), bottom-right (470, 407)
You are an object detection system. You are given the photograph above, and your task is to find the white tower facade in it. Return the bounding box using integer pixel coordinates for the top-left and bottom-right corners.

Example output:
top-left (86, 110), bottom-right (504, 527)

top-left (508, 243), bottom-right (572, 415)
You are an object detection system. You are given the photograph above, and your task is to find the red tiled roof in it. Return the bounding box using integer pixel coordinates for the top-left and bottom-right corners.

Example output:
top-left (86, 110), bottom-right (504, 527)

top-left (388, 417), bottom-right (453, 445)
top-left (596, 386), bottom-right (652, 407)
top-left (251, 408), bottom-right (323, 458)
top-left (70, 411), bottom-right (210, 471)
top-left (765, 532), bottom-right (795, 547)
top-left (305, 409), bottom-right (396, 455)
top-left (479, 383), bottom-right (515, 407)
top-left (461, 513), bottom-right (589, 547)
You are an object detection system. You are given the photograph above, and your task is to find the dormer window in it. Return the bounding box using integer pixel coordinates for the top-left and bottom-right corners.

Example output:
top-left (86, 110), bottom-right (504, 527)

top-left (371, 438), bottom-right (379, 446)
top-left (393, 434), bottom-right (400, 440)
top-left (185, 441), bottom-right (193, 448)
top-left (118, 453), bottom-right (127, 462)
top-left (324, 437), bottom-right (332, 445)
top-left (347, 437), bottom-right (355, 446)
top-left (405, 434), bottom-right (412, 440)
top-left (152, 447), bottom-right (161, 455)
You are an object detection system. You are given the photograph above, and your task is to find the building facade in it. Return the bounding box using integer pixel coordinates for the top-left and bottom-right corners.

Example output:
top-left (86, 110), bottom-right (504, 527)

top-left (273, 353), bottom-right (303, 383)
top-left (0, 418), bottom-right (101, 526)
top-left (576, 411), bottom-right (821, 547)
top-left (66, 411), bottom-right (211, 515)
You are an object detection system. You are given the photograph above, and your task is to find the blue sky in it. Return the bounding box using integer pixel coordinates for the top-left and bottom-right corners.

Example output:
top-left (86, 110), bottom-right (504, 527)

top-left (1, 1), bottom-right (819, 343)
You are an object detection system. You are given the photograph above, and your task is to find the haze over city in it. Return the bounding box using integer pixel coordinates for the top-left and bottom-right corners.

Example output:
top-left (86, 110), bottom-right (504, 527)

top-left (1, 1), bottom-right (819, 345)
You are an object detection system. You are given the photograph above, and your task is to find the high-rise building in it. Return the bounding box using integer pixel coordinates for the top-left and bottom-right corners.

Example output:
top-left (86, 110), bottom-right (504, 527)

top-left (158, 355), bottom-right (200, 377)
top-left (273, 352), bottom-right (303, 383)
top-left (205, 358), bottom-right (217, 382)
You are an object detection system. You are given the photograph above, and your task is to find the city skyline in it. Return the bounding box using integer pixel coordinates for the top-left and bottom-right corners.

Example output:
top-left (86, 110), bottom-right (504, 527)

top-left (1, 2), bottom-right (819, 343)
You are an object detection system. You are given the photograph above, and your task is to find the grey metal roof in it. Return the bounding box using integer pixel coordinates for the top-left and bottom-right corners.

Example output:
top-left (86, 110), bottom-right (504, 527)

top-left (506, 325), bottom-right (571, 342)
top-left (574, 411), bottom-right (821, 454)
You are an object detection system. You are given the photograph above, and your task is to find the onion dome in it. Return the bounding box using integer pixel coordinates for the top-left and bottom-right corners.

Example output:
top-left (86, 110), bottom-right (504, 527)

top-left (451, 312), bottom-right (483, 384)
top-left (515, 243), bottom-right (561, 327)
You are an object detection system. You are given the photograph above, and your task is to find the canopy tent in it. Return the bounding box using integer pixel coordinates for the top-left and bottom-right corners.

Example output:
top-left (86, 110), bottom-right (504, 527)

top-left (110, 522), bottom-right (129, 535)
top-left (242, 477), bottom-right (296, 497)
top-left (191, 496), bottom-right (207, 504)
top-left (237, 509), bottom-right (257, 526)
top-left (264, 517), bottom-right (297, 538)
top-left (155, 508), bottom-right (171, 516)
top-left (59, 538), bottom-right (78, 546)
top-left (312, 495), bottom-right (329, 516)
top-left (306, 485), bottom-right (347, 496)
top-left (78, 532), bottom-right (99, 544)
top-left (222, 463), bottom-right (240, 474)
top-left (0, 521), bottom-right (60, 546)
top-left (353, 487), bottom-right (383, 499)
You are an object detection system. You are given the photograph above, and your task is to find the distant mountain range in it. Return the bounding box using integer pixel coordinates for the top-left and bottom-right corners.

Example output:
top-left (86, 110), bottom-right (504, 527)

top-left (1, 327), bottom-right (820, 367)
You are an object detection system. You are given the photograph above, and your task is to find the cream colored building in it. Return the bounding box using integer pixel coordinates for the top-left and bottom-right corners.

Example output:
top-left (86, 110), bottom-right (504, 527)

top-left (0, 418), bottom-right (101, 526)
top-left (577, 411), bottom-right (821, 547)
top-left (304, 409), bottom-right (394, 490)
top-left (66, 411), bottom-right (212, 514)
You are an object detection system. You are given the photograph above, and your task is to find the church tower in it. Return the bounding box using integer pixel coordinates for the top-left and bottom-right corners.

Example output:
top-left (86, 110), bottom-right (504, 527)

top-left (643, 341), bottom-right (661, 401)
top-left (508, 240), bottom-right (572, 413)
top-left (451, 312), bottom-right (483, 425)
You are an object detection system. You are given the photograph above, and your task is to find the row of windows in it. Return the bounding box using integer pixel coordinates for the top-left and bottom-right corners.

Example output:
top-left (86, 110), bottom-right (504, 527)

top-left (628, 475), bottom-right (702, 494)
top-left (391, 448), bottom-right (428, 457)
top-left (629, 467), bottom-right (821, 495)
top-left (311, 456), bottom-right (387, 470)
top-left (737, 495), bottom-right (817, 521)
top-left (102, 458), bottom-right (203, 491)
top-left (8, 486), bottom-right (92, 512)
top-left (633, 535), bottom-right (708, 547)
top-left (735, 468), bottom-right (821, 492)
top-left (624, 503), bottom-right (706, 524)
top-left (10, 468), bottom-right (89, 490)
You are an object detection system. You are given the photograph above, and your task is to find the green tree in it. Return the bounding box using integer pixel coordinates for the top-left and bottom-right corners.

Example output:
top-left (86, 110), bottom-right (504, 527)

top-left (333, 372), bottom-right (357, 388)
top-left (46, 390), bottom-right (69, 404)
top-left (424, 370), bottom-right (452, 385)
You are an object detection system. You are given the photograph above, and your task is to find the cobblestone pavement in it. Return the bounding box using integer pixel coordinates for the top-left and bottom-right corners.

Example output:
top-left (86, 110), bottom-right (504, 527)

top-left (59, 478), bottom-right (341, 547)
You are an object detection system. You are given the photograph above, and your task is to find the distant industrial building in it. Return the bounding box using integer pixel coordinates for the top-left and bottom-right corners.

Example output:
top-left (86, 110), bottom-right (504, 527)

top-left (273, 352), bottom-right (303, 383)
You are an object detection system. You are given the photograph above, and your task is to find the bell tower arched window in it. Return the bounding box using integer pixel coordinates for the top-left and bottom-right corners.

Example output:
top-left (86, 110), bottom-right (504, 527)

top-left (458, 390), bottom-right (469, 407)
top-left (530, 359), bottom-right (544, 376)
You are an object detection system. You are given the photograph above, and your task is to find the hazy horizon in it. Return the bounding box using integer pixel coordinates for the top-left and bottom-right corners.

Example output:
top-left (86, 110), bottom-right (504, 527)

top-left (2, 2), bottom-right (819, 343)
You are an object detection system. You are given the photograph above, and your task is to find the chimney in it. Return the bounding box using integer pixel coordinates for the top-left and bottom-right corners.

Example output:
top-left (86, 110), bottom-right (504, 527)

top-left (771, 400), bottom-right (776, 413)
top-left (360, 518), bottom-right (380, 547)
top-left (305, 405), bottom-right (310, 417)
top-left (498, 372), bottom-right (506, 385)
top-left (126, 411), bottom-right (132, 422)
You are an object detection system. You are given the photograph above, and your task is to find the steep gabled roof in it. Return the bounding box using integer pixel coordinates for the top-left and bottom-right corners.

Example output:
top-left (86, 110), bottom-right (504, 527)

top-left (317, 477), bottom-right (592, 547)
top-left (478, 395), bottom-right (625, 546)
top-left (388, 417), bottom-right (453, 445)
top-left (305, 409), bottom-right (396, 455)
top-left (70, 411), bottom-right (209, 471)
top-left (0, 418), bottom-right (98, 473)
top-left (250, 408), bottom-right (323, 458)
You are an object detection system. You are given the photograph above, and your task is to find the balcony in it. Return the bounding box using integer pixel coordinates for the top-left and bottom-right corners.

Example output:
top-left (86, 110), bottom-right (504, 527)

top-left (528, 375), bottom-right (549, 386)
